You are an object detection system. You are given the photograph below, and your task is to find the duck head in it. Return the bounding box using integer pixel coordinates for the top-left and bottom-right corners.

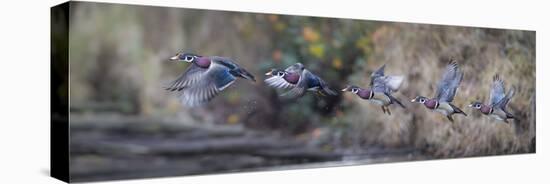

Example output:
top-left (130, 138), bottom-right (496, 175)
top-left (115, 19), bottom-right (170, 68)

top-left (265, 69), bottom-right (286, 77)
top-left (170, 52), bottom-right (200, 63)
top-left (412, 96), bottom-right (439, 109)
top-left (411, 96), bottom-right (428, 104)
top-left (468, 101), bottom-right (483, 109)
top-left (342, 85), bottom-right (373, 99)
top-left (341, 85), bottom-right (361, 94)
top-left (469, 101), bottom-right (492, 114)
top-left (170, 52), bottom-right (211, 68)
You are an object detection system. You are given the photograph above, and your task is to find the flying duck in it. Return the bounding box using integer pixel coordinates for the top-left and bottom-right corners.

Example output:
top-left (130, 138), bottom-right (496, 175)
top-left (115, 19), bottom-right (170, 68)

top-left (411, 60), bottom-right (467, 122)
top-left (166, 52), bottom-right (256, 107)
top-left (341, 64), bottom-right (406, 115)
top-left (264, 63), bottom-right (337, 98)
top-left (469, 74), bottom-right (517, 123)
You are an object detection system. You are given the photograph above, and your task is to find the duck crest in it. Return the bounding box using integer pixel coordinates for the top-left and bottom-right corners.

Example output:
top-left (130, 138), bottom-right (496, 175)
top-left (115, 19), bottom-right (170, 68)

top-left (424, 99), bottom-right (438, 109)
top-left (195, 57), bottom-right (211, 68)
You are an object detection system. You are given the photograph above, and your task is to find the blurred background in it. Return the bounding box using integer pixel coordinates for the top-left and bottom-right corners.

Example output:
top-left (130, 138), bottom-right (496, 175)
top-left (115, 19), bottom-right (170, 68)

top-left (58, 2), bottom-right (535, 182)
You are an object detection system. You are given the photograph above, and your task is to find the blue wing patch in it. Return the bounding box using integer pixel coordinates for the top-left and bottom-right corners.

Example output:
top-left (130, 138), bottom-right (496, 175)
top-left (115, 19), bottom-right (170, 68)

top-left (212, 69), bottom-right (236, 90)
top-left (303, 72), bottom-right (320, 89)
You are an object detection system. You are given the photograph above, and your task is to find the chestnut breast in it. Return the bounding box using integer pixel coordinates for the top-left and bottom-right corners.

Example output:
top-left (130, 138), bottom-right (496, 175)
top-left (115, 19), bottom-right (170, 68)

top-left (283, 72), bottom-right (300, 84)
top-left (357, 89), bottom-right (371, 100)
top-left (480, 105), bottom-right (492, 115)
top-left (424, 99), bottom-right (438, 109)
top-left (195, 57), bottom-right (211, 68)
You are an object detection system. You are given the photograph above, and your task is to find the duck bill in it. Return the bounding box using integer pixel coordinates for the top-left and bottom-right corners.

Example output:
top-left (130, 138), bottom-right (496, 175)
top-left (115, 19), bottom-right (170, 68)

top-left (468, 104), bottom-right (473, 108)
top-left (411, 99), bottom-right (416, 102)
top-left (265, 71), bottom-right (273, 76)
top-left (341, 88), bottom-right (348, 92)
top-left (169, 54), bottom-right (179, 61)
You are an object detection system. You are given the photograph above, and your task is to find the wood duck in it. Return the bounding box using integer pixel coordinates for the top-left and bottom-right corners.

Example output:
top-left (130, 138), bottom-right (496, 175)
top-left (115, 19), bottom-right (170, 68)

top-left (411, 61), bottom-right (467, 122)
top-left (264, 69), bottom-right (300, 89)
top-left (468, 74), bottom-right (517, 123)
top-left (264, 63), bottom-right (337, 98)
top-left (166, 52), bottom-right (256, 107)
top-left (341, 64), bottom-right (405, 115)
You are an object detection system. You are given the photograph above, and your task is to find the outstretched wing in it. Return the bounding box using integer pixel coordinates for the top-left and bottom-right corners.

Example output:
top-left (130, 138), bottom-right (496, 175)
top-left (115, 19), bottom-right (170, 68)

top-left (495, 87), bottom-right (515, 109)
top-left (281, 69), bottom-right (311, 98)
top-left (384, 75), bottom-right (404, 92)
top-left (168, 62), bottom-right (236, 107)
top-left (165, 64), bottom-right (208, 91)
top-left (211, 56), bottom-right (256, 82)
top-left (318, 77), bottom-right (337, 96)
top-left (435, 61), bottom-right (463, 102)
top-left (372, 75), bottom-right (404, 93)
top-left (210, 56), bottom-right (239, 70)
top-left (489, 74), bottom-right (506, 106)
top-left (370, 64), bottom-right (386, 86)
top-left (370, 64), bottom-right (403, 93)
top-left (264, 73), bottom-right (297, 89)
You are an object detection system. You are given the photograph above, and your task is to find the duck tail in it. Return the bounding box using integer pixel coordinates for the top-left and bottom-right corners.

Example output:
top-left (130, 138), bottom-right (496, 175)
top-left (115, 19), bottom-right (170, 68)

top-left (319, 79), bottom-right (337, 96)
top-left (450, 103), bottom-right (467, 116)
top-left (506, 110), bottom-right (519, 121)
top-left (321, 87), bottom-right (338, 96)
top-left (459, 110), bottom-right (467, 116)
top-left (234, 68), bottom-right (256, 82)
top-left (388, 94), bottom-right (406, 109)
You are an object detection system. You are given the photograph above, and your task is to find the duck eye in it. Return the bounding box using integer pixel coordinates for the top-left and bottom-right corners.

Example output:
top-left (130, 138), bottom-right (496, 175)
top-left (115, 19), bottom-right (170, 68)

top-left (277, 71), bottom-right (284, 76)
top-left (185, 56), bottom-right (194, 61)
top-left (476, 104), bottom-right (481, 108)
top-left (351, 88), bottom-right (358, 93)
top-left (420, 99), bottom-right (425, 103)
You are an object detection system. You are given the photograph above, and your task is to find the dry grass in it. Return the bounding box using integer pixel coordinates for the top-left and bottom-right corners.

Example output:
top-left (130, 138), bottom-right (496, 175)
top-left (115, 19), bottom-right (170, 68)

top-left (340, 23), bottom-right (535, 157)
